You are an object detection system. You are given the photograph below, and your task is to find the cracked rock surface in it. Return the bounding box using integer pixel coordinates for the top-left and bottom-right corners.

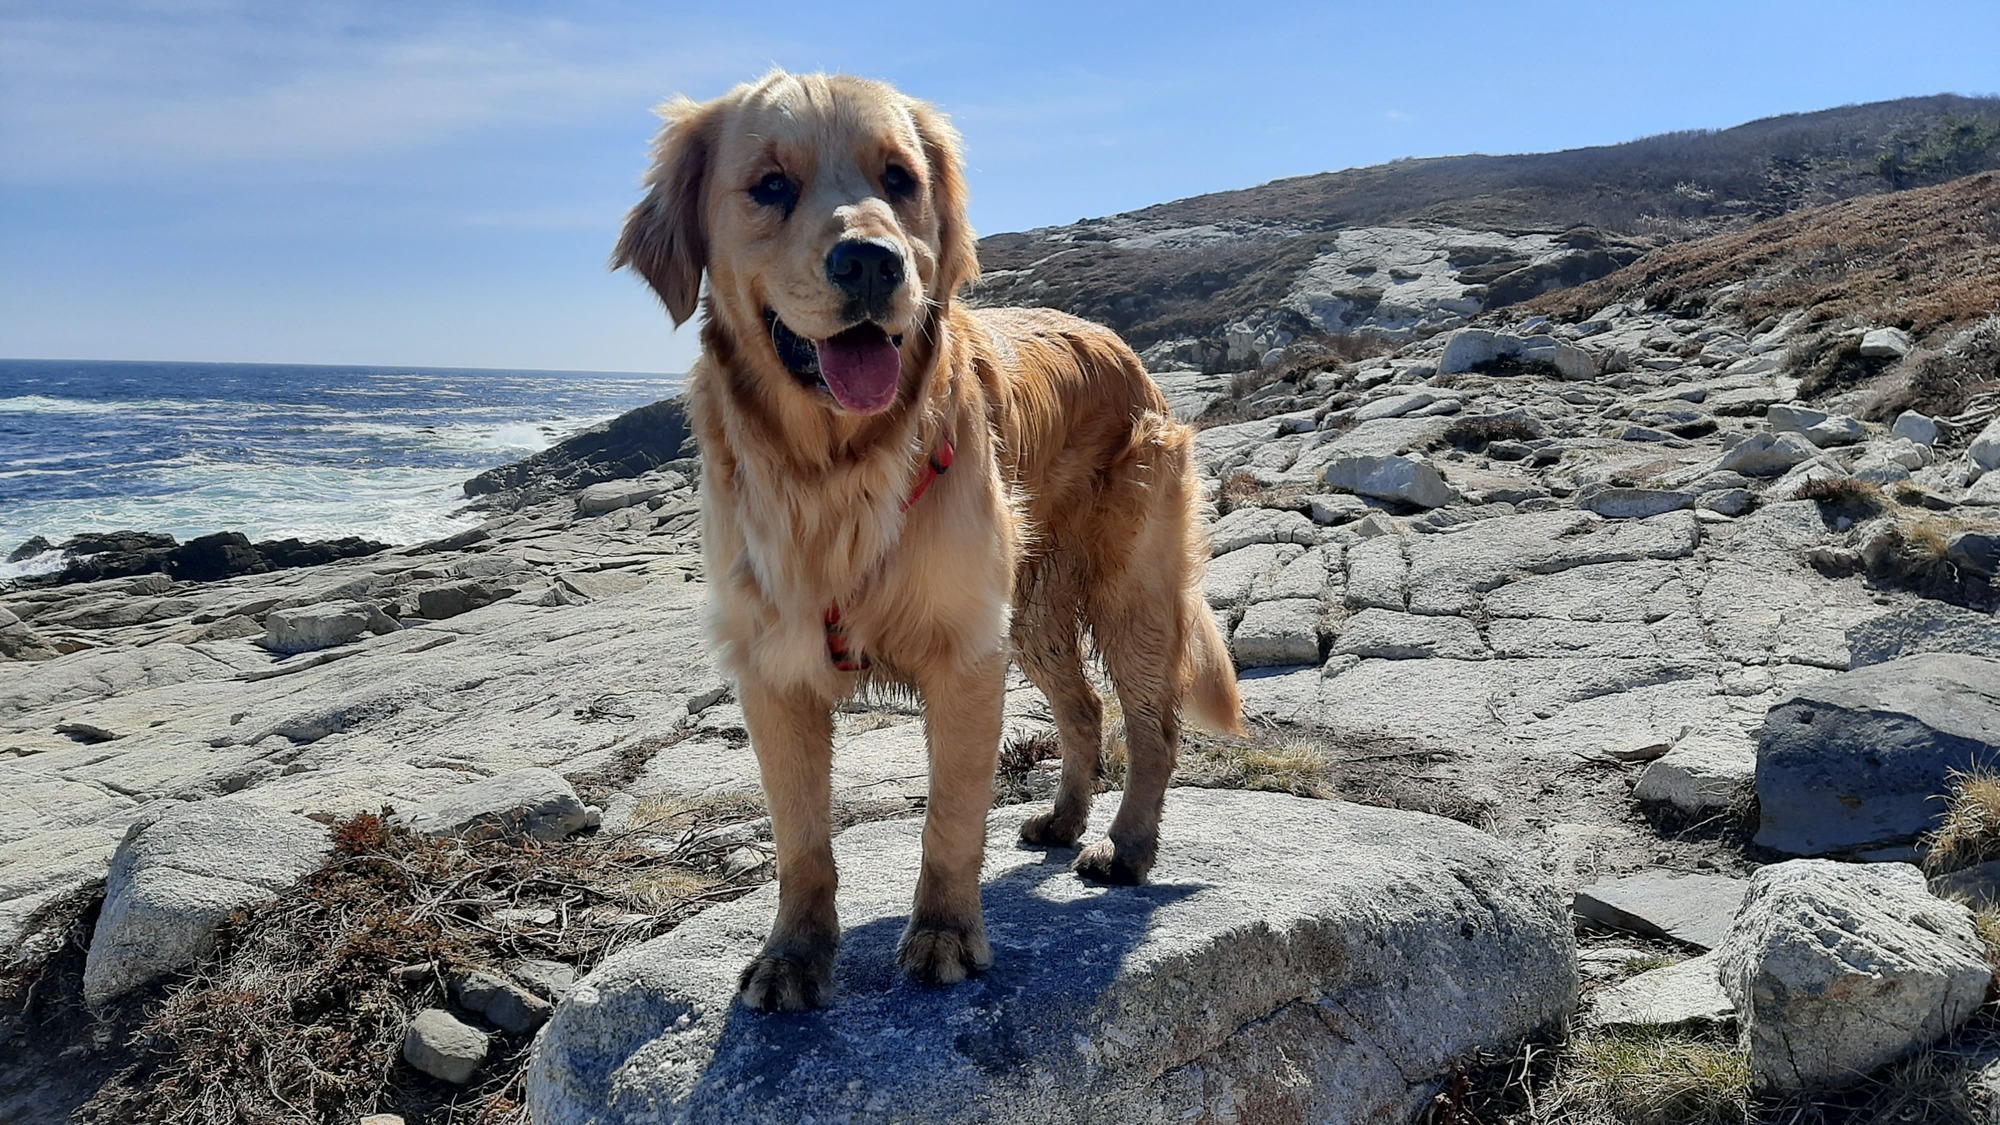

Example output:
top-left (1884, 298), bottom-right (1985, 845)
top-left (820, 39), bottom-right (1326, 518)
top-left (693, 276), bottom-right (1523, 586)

top-left (525, 789), bottom-right (1576, 1125)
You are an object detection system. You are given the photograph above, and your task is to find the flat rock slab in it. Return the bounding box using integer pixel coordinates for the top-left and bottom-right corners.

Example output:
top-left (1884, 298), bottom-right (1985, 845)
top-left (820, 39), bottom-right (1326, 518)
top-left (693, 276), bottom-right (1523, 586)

top-left (1574, 870), bottom-right (1749, 951)
top-left (1754, 653), bottom-right (2000, 855)
top-left (1588, 951), bottom-right (1734, 1029)
top-left (527, 790), bottom-right (1576, 1124)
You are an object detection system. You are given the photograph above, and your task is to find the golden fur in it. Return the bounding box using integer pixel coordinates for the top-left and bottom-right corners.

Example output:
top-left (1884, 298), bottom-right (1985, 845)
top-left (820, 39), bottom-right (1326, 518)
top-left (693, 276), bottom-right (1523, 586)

top-left (615, 70), bottom-right (1241, 1011)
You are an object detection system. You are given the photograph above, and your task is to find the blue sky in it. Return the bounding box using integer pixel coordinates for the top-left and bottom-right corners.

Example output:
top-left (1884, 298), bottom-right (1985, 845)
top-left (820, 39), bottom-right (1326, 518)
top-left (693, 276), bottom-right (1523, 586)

top-left (2, 1), bottom-right (1996, 374)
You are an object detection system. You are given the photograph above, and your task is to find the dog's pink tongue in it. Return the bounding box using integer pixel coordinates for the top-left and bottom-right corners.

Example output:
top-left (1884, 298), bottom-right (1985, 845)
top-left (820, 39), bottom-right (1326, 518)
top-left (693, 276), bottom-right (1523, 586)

top-left (816, 326), bottom-right (901, 414)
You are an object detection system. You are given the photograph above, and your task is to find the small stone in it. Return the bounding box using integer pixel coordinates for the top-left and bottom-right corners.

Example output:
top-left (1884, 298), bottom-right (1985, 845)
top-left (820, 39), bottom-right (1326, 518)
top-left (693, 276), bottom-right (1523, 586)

top-left (1323, 454), bottom-right (1458, 509)
top-left (1858, 326), bottom-right (1913, 359)
top-left (1718, 432), bottom-right (1818, 476)
top-left (404, 1008), bottom-right (490, 1084)
top-left (1230, 598), bottom-right (1323, 667)
top-left (1890, 411), bottom-right (1940, 447)
top-left (453, 969), bottom-right (553, 1034)
top-left (1634, 728), bottom-right (1756, 813)
top-left (359, 1116), bottom-right (407, 1125)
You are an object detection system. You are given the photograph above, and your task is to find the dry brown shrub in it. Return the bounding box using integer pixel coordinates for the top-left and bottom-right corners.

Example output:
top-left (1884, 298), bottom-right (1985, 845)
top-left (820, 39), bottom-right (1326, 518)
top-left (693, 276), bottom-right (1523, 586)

top-left (1441, 415), bottom-right (1543, 452)
top-left (76, 805), bottom-right (762, 1125)
top-left (1925, 768), bottom-right (2000, 876)
top-left (1531, 171), bottom-right (2000, 343)
top-left (1792, 476), bottom-right (1888, 520)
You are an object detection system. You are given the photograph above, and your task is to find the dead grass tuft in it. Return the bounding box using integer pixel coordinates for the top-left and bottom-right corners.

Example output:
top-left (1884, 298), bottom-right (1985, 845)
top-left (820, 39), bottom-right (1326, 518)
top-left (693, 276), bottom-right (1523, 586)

top-left (1861, 519), bottom-right (1999, 611)
top-left (1442, 415), bottom-right (1544, 452)
top-left (1786, 326), bottom-right (1899, 400)
top-left (1427, 1027), bottom-right (1750, 1125)
top-left (1925, 768), bottom-right (2000, 876)
top-left (1793, 476), bottom-right (1889, 521)
top-left (75, 802), bottom-right (763, 1125)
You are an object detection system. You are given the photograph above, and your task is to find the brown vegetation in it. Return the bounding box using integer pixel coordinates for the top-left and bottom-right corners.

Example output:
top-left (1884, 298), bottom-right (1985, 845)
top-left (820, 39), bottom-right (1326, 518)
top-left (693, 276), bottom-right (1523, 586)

top-left (1533, 172), bottom-right (2000, 347)
top-left (72, 806), bottom-right (762, 1125)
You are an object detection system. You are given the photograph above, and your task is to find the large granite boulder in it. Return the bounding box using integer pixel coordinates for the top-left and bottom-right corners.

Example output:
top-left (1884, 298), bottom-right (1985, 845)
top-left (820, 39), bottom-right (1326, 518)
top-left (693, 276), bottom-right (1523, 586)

top-left (83, 801), bottom-right (332, 1006)
top-left (526, 790), bottom-right (1576, 1124)
top-left (1717, 860), bottom-right (1989, 1091)
top-left (1754, 654), bottom-right (2000, 855)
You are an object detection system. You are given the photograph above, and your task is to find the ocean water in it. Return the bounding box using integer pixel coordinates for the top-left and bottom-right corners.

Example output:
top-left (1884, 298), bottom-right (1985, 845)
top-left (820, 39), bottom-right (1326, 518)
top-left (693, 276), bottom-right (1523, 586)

top-left (0, 358), bottom-right (682, 579)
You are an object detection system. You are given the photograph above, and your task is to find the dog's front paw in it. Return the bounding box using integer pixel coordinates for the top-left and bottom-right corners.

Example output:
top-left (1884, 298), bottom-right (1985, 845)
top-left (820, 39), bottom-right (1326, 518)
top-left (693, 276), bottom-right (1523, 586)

top-left (897, 922), bottom-right (992, 986)
top-left (738, 947), bottom-right (835, 1012)
top-left (1019, 806), bottom-right (1085, 848)
top-left (1072, 837), bottom-right (1153, 885)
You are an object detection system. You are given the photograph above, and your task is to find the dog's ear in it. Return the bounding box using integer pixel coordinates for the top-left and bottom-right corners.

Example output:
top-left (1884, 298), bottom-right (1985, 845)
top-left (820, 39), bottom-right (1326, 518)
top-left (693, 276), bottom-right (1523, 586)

top-left (614, 96), bottom-right (722, 326)
top-left (909, 98), bottom-right (980, 302)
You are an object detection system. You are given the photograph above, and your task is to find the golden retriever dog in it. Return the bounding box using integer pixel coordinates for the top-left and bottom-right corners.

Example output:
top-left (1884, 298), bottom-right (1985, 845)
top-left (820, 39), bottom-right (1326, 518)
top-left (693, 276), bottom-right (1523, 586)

top-left (615, 69), bottom-right (1242, 1012)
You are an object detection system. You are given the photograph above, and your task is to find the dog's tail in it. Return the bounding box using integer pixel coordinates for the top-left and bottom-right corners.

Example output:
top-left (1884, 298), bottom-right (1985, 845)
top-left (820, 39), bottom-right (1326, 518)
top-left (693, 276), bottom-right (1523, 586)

top-left (1174, 434), bottom-right (1245, 737)
top-left (1180, 581), bottom-right (1244, 735)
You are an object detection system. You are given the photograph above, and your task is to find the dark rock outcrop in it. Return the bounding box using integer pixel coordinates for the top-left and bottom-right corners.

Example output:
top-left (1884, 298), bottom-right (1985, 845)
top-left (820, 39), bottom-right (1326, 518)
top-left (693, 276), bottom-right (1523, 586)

top-left (462, 396), bottom-right (694, 507)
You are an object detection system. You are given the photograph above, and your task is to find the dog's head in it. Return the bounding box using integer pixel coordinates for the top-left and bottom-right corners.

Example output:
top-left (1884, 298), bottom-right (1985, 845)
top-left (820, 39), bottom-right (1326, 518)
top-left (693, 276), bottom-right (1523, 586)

top-left (615, 71), bottom-right (978, 417)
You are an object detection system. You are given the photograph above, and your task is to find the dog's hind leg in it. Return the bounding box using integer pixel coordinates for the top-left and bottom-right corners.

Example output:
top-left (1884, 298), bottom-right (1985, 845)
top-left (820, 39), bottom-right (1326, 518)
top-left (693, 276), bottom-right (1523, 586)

top-left (737, 677), bottom-right (839, 1012)
top-left (1014, 579), bottom-right (1102, 848)
top-left (1074, 628), bottom-right (1180, 885)
top-left (902, 646), bottom-right (1006, 985)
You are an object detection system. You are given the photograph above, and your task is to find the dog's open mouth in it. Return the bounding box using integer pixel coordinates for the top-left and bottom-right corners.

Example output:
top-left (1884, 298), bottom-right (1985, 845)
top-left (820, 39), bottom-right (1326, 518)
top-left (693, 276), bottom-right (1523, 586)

top-left (766, 311), bottom-right (904, 415)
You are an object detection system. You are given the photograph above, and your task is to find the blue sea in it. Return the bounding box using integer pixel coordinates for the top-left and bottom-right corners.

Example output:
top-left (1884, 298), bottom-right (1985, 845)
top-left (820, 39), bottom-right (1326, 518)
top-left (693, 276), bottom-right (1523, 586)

top-left (0, 359), bottom-right (682, 579)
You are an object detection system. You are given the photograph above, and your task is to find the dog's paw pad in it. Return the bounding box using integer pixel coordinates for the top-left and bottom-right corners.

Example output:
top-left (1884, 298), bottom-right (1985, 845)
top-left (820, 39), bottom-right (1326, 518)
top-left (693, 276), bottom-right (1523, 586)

top-left (1072, 839), bottom-right (1152, 885)
top-left (738, 953), bottom-right (833, 1012)
top-left (1019, 809), bottom-right (1085, 848)
top-left (897, 925), bottom-right (991, 986)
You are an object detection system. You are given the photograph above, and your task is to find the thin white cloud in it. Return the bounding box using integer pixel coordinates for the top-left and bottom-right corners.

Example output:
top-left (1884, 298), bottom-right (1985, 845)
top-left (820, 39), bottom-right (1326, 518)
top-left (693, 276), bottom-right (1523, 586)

top-left (0, 2), bottom-right (751, 181)
top-left (1385, 109), bottom-right (1416, 123)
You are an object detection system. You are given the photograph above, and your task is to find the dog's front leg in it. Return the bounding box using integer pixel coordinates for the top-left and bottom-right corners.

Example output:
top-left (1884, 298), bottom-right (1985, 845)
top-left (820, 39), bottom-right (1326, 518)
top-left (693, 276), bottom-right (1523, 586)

top-left (900, 647), bottom-right (1006, 984)
top-left (738, 676), bottom-right (838, 1011)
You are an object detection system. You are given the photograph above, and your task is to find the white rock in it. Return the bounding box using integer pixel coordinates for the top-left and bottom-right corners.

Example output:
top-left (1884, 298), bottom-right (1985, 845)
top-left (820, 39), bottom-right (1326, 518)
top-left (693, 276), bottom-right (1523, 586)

top-left (404, 1008), bottom-right (490, 1084)
top-left (83, 801), bottom-right (332, 1006)
top-left (1766, 404), bottom-right (1864, 448)
top-left (1323, 454), bottom-right (1458, 509)
top-left (1718, 432), bottom-right (1819, 476)
top-left (1588, 952), bottom-right (1734, 1029)
top-left (1891, 411), bottom-right (1939, 447)
top-left (259, 600), bottom-right (375, 654)
top-left (1717, 860), bottom-right (1989, 1091)
top-left (525, 791), bottom-right (1578, 1124)
top-left (1208, 507), bottom-right (1319, 555)
top-left (1230, 598), bottom-right (1323, 667)
top-left (1634, 727), bottom-right (1756, 812)
top-left (1970, 416), bottom-right (2000, 474)
top-left (393, 768), bottom-right (597, 843)
top-left (1859, 327), bottom-right (1913, 358)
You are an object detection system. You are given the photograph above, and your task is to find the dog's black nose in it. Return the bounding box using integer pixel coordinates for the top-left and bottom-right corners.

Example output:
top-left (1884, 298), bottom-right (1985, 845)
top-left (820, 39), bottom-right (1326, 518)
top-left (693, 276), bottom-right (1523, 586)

top-left (825, 239), bottom-right (905, 311)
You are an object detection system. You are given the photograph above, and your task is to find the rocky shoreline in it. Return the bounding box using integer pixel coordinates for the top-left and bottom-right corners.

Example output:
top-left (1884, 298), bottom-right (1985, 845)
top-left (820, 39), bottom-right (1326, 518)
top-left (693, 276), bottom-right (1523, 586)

top-left (4, 280), bottom-right (2000, 1119)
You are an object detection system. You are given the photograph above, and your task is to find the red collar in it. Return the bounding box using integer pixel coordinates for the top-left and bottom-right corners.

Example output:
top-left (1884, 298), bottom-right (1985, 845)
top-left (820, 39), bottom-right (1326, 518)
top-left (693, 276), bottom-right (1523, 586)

top-left (825, 435), bottom-right (955, 672)
top-left (900, 436), bottom-right (955, 512)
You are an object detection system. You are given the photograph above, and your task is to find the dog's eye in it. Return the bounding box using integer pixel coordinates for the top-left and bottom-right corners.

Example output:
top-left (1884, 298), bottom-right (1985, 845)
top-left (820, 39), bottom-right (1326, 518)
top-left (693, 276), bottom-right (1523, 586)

top-left (882, 164), bottom-right (916, 200)
top-left (749, 173), bottom-right (796, 209)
